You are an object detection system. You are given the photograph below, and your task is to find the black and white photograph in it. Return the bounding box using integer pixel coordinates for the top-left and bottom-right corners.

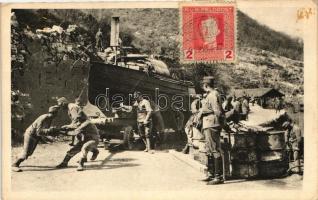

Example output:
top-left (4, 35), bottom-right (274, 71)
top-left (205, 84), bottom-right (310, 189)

top-left (1, 1), bottom-right (317, 199)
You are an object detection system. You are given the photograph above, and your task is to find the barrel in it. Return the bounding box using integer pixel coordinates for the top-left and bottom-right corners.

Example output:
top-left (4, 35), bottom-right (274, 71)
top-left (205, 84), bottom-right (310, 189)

top-left (257, 131), bottom-right (288, 178)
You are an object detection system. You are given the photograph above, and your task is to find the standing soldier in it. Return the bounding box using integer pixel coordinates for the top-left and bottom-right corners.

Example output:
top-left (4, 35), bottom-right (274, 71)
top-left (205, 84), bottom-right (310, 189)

top-left (121, 91), bottom-right (154, 153)
top-left (95, 28), bottom-right (104, 51)
top-left (57, 97), bottom-right (99, 158)
top-left (12, 106), bottom-right (60, 172)
top-left (282, 121), bottom-right (303, 172)
top-left (241, 96), bottom-right (250, 120)
top-left (120, 93), bottom-right (156, 152)
top-left (182, 94), bottom-right (202, 154)
top-left (231, 96), bottom-right (242, 123)
top-left (133, 92), bottom-right (154, 153)
top-left (199, 76), bottom-right (225, 185)
top-left (56, 111), bottom-right (100, 171)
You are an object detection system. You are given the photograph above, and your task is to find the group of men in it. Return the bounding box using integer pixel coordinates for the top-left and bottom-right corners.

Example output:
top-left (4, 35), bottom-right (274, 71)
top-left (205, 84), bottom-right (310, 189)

top-left (12, 97), bottom-right (100, 172)
top-left (12, 91), bottom-right (166, 172)
top-left (12, 76), bottom-right (302, 181)
top-left (183, 76), bottom-right (303, 184)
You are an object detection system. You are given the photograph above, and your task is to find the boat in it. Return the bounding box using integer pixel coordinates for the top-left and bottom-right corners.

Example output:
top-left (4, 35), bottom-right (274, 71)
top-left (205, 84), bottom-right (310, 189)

top-left (87, 17), bottom-right (195, 130)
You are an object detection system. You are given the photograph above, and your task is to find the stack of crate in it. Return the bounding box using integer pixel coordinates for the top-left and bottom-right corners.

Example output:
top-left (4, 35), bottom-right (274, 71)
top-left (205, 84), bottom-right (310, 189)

top-left (188, 128), bottom-right (289, 179)
top-left (230, 130), bottom-right (259, 179)
top-left (257, 130), bottom-right (289, 178)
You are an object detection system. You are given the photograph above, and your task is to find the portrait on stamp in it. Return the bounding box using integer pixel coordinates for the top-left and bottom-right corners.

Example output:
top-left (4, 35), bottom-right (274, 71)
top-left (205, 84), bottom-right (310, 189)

top-left (181, 5), bottom-right (236, 62)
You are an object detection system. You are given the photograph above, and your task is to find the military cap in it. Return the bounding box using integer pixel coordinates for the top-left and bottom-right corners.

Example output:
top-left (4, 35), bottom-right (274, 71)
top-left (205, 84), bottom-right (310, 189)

top-left (48, 105), bottom-right (60, 113)
top-left (201, 76), bottom-right (215, 84)
top-left (57, 97), bottom-right (69, 105)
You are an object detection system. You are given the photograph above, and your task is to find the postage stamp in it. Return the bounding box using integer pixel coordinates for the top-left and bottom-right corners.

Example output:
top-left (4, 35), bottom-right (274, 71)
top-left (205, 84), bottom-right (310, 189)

top-left (181, 4), bottom-right (236, 63)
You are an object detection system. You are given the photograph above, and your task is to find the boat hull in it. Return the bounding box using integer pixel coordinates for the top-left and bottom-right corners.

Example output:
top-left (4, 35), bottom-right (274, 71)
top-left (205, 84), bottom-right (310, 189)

top-left (88, 61), bottom-right (195, 129)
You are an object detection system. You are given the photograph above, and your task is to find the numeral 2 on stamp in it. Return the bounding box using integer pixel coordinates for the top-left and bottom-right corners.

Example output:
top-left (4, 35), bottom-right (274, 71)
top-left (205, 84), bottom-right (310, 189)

top-left (225, 50), bottom-right (233, 59)
top-left (185, 49), bottom-right (193, 59)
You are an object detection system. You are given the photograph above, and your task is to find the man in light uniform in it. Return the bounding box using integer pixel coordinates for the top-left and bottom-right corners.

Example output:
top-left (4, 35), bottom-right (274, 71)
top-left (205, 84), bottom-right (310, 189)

top-left (282, 121), bottom-right (303, 162)
top-left (182, 94), bottom-right (202, 154)
top-left (56, 111), bottom-right (100, 171)
top-left (12, 106), bottom-right (60, 172)
top-left (121, 94), bottom-right (160, 151)
top-left (57, 97), bottom-right (99, 160)
top-left (133, 92), bottom-right (154, 153)
top-left (199, 76), bottom-right (224, 185)
top-left (241, 96), bottom-right (250, 120)
top-left (95, 28), bottom-right (104, 51)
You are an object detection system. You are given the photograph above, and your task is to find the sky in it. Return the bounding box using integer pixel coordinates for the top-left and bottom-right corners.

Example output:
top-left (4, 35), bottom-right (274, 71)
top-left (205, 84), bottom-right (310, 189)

top-left (238, 6), bottom-right (304, 39)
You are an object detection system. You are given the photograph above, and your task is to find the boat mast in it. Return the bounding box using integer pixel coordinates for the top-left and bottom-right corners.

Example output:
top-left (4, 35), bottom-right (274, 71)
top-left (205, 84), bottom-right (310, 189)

top-left (110, 16), bottom-right (120, 66)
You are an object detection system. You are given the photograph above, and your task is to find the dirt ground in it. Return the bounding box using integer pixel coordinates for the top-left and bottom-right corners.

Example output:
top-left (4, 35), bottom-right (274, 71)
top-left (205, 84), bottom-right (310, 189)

top-left (11, 142), bottom-right (302, 192)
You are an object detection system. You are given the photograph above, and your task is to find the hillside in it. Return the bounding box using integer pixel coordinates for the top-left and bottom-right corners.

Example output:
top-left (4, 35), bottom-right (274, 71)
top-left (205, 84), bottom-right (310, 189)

top-left (11, 8), bottom-right (303, 142)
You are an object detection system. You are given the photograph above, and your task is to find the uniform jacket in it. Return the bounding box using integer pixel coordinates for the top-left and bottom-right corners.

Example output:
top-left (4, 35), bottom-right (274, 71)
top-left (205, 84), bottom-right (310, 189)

top-left (25, 114), bottom-right (53, 136)
top-left (134, 99), bottom-right (153, 122)
top-left (201, 90), bottom-right (223, 129)
top-left (68, 103), bottom-right (82, 124)
top-left (285, 124), bottom-right (302, 143)
top-left (241, 99), bottom-right (250, 114)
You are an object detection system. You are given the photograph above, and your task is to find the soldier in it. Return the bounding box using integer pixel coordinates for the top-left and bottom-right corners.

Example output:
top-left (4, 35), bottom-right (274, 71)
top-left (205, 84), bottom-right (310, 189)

top-left (56, 111), bottom-right (100, 171)
top-left (282, 121), bottom-right (303, 164)
top-left (120, 93), bottom-right (156, 152)
top-left (12, 106), bottom-right (60, 172)
top-left (199, 76), bottom-right (225, 185)
top-left (182, 94), bottom-right (202, 154)
top-left (241, 96), bottom-right (250, 120)
top-left (122, 91), bottom-right (154, 153)
top-left (222, 95), bottom-right (237, 124)
top-left (95, 28), bottom-right (104, 51)
top-left (222, 96), bottom-right (233, 113)
top-left (57, 97), bottom-right (80, 146)
top-left (134, 92), bottom-right (154, 153)
top-left (57, 97), bottom-right (99, 158)
top-left (231, 96), bottom-right (242, 123)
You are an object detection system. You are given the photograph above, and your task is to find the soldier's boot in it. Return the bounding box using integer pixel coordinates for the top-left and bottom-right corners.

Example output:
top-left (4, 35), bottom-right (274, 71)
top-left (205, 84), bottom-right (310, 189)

top-left (146, 138), bottom-right (154, 154)
top-left (90, 149), bottom-right (99, 161)
top-left (77, 158), bottom-right (87, 171)
top-left (182, 144), bottom-right (190, 154)
top-left (142, 138), bottom-right (148, 152)
top-left (201, 156), bottom-right (214, 182)
top-left (12, 158), bottom-right (25, 172)
top-left (207, 157), bottom-right (224, 185)
top-left (56, 155), bottom-right (72, 169)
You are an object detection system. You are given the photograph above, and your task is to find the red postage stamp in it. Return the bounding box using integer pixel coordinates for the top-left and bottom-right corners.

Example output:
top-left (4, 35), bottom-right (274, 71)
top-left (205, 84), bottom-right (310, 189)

top-left (181, 4), bottom-right (236, 62)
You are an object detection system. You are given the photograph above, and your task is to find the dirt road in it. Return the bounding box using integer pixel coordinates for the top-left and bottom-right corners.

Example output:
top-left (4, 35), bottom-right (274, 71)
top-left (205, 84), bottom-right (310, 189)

top-left (11, 142), bottom-right (302, 192)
